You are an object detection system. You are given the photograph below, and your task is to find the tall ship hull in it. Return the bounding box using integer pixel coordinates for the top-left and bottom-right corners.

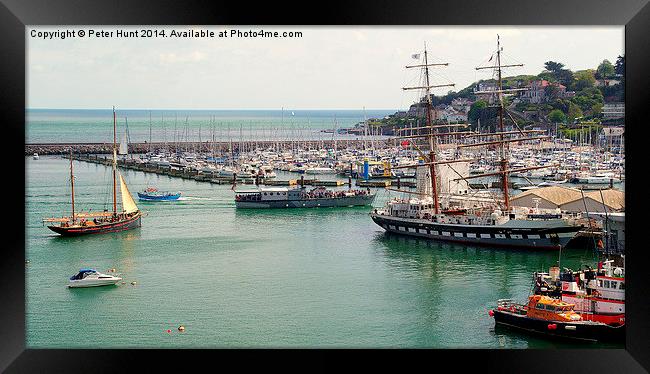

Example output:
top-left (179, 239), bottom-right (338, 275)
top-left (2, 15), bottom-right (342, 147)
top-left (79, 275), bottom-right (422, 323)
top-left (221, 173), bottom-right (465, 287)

top-left (48, 213), bottom-right (141, 236)
top-left (236, 194), bottom-right (375, 209)
top-left (370, 213), bottom-right (580, 250)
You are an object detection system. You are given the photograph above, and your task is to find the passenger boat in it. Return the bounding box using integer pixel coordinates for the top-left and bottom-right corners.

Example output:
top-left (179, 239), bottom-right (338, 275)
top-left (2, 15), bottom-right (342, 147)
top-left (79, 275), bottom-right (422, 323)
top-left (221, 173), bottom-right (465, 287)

top-left (533, 259), bottom-right (625, 326)
top-left (235, 186), bottom-right (375, 209)
top-left (490, 294), bottom-right (624, 342)
top-left (43, 107), bottom-right (143, 236)
top-left (137, 187), bottom-right (181, 201)
top-left (68, 269), bottom-right (122, 288)
top-left (369, 38), bottom-right (582, 250)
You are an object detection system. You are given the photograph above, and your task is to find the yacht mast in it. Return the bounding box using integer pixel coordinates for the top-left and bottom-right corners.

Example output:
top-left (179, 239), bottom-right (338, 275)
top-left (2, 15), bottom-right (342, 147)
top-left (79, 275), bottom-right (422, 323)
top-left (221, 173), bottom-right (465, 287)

top-left (70, 149), bottom-right (75, 222)
top-left (112, 106), bottom-right (117, 216)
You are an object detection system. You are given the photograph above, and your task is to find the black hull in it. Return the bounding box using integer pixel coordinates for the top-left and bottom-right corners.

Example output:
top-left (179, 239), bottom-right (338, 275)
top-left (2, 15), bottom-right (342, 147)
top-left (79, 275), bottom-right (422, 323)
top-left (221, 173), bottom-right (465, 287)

top-left (371, 214), bottom-right (581, 250)
top-left (48, 214), bottom-right (142, 236)
top-left (492, 309), bottom-right (624, 343)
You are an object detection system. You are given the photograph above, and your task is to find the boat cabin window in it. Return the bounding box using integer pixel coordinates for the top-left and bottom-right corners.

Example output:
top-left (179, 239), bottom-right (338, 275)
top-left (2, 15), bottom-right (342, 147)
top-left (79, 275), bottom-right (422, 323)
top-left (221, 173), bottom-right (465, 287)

top-left (604, 280), bottom-right (610, 288)
top-left (610, 281), bottom-right (617, 289)
top-left (598, 279), bottom-right (602, 287)
top-left (544, 304), bottom-right (555, 311)
top-left (536, 303), bottom-right (545, 310)
top-left (619, 282), bottom-right (625, 290)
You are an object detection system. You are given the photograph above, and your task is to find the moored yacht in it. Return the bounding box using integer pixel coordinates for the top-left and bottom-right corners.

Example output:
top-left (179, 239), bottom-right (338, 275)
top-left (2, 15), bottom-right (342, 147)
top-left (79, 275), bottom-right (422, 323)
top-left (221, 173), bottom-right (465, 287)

top-left (68, 269), bottom-right (122, 288)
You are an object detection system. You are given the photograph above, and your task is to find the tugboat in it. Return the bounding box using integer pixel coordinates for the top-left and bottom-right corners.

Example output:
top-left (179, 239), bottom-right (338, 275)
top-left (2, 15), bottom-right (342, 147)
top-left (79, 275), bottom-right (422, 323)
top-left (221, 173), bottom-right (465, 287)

top-left (369, 37), bottom-right (582, 250)
top-left (489, 294), bottom-right (624, 342)
top-left (533, 259), bottom-right (625, 326)
top-left (43, 107), bottom-right (143, 236)
top-left (137, 187), bottom-right (181, 201)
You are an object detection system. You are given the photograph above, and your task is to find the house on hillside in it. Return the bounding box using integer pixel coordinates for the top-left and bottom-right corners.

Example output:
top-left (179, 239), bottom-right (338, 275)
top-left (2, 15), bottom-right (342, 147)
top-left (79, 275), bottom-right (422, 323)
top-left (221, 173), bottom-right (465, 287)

top-left (596, 78), bottom-right (621, 87)
top-left (519, 80), bottom-right (571, 104)
top-left (474, 82), bottom-right (498, 104)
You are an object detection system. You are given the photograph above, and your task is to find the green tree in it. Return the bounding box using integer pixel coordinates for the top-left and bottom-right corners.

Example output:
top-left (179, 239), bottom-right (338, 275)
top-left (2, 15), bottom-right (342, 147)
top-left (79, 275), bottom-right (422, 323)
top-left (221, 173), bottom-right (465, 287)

top-left (591, 103), bottom-right (604, 117)
top-left (548, 109), bottom-right (566, 123)
top-left (544, 61), bottom-right (565, 74)
top-left (615, 55), bottom-right (625, 76)
top-left (596, 60), bottom-right (615, 79)
top-left (468, 100), bottom-right (488, 124)
top-left (571, 87), bottom-right (604, 114)
top-left (572, 70), bottom-right (596, 91)
top-left (542, 61), bottom-right (573, 85)
top-left (567, 102), bottom-right (583, 122)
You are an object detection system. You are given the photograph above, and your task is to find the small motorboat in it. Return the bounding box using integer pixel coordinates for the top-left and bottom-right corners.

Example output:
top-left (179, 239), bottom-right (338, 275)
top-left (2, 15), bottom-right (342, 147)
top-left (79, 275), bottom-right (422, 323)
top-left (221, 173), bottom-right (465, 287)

top-left (137, 187), bottom-right (181, 201)
top-left (68, 269), bottom-right (122, 288)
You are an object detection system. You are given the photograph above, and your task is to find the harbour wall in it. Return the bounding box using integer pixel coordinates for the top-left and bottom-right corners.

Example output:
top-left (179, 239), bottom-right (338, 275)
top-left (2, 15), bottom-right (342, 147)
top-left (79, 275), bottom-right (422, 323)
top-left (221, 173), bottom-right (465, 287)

top-left (25, 140), bottom-right (394, 156)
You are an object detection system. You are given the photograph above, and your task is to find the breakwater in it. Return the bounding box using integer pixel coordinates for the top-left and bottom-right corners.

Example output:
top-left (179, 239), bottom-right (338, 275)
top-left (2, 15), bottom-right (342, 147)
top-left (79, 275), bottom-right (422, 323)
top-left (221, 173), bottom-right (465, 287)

top-left (25, 140), bottom-right (393, 156)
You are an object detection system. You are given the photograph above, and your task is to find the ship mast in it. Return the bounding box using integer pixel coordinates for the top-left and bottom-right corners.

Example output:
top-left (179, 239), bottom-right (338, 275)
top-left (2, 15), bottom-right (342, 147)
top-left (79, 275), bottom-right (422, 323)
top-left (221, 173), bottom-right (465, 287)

top-left (402, 42), bottom-right (454, 214)
top-left (112, 106), bottom-right (117, 217)
top-left (474, 35), bottom-right (525, 211)
top-left (70, 149), bottom-right (75, 223)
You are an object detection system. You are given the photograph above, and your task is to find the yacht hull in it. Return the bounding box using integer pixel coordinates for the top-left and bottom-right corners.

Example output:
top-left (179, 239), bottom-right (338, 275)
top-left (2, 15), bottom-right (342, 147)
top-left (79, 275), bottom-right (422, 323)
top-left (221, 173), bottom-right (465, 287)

top-left (48, 214), bottom-right (142, 236)
top-left (68, 278), bottom-right (122, 288)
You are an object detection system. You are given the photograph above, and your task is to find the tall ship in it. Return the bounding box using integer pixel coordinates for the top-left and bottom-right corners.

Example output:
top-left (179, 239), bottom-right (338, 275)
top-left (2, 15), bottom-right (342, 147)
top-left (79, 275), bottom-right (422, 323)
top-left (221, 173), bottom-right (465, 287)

top-left (235, 185), bottom-right (375, 209)
top-left (43, 108), bottom-right (143, 235)
top-left (370, 38), bottom-right (582, 249)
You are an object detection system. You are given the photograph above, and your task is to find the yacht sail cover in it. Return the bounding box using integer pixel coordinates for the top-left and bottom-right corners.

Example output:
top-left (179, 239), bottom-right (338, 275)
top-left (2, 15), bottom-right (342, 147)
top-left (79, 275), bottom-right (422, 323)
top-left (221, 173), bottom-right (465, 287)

top-left (119, 174), bottom-right (139, 213)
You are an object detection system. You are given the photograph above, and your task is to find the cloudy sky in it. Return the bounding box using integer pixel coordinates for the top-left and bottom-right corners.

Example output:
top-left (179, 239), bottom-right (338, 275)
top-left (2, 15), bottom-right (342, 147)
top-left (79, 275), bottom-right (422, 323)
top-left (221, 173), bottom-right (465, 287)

top-left (27, 26), bottom-right (624, 110)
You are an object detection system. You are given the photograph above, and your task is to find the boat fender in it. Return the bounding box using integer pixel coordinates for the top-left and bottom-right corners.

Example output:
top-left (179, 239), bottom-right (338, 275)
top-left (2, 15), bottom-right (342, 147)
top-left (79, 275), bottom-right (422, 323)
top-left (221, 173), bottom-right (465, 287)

top-left (564, 325), bottom-right (576, 331)
top-left (488, 310), bottom-right (494, 317)
top-left (547, 324), bottom-right (557, 330)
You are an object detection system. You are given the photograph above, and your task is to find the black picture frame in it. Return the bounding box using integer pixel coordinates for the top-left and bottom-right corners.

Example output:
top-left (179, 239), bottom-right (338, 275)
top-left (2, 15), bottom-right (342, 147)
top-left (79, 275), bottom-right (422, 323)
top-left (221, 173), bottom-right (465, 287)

top-left (3, 0), bottom-right (649, 372)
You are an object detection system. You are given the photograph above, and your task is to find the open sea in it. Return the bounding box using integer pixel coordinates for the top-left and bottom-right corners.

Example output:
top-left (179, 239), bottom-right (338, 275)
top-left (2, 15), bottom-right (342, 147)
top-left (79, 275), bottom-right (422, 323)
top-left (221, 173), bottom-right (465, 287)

top-left (26, 109), bottom-right (396, 144)
top-left (25, 155), bottom-right (623, 348)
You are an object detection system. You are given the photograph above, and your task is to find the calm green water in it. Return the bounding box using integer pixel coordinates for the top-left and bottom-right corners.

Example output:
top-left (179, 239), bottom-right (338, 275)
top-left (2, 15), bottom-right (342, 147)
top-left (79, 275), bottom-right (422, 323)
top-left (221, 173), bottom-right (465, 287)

top-left (26, 156), bottom-right (619, 348)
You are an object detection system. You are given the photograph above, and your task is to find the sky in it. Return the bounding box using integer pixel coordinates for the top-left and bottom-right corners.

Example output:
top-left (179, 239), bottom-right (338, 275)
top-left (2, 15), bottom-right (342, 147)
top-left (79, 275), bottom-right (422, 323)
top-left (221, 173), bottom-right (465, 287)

top-left (27, 26), bottom-right (624, 110)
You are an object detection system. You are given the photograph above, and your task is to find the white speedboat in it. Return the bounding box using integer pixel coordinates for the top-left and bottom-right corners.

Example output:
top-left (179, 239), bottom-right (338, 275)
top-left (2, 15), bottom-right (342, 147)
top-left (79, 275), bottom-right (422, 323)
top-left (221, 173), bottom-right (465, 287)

top-left (68, 269), bottom-right (122, 288)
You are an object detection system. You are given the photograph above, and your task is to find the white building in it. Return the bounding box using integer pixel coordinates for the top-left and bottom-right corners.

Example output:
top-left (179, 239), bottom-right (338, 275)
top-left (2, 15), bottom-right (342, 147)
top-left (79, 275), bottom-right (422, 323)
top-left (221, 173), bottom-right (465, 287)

top-left (603, 102), bottom-right (625, 120)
